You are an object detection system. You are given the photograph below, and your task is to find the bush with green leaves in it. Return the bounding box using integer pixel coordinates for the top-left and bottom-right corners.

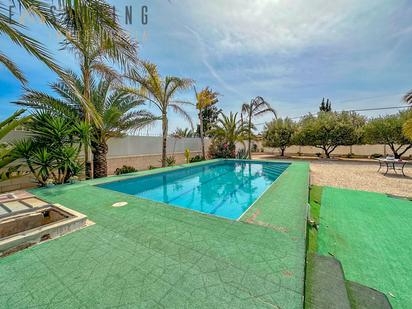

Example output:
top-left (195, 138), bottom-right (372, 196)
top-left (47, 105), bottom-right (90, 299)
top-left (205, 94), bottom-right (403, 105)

top-left (189, 155), bottom-right (204, 163)
top-left (364, 112), bottom-right (411, 158)
top-left (295, 111), bottom-right (365, 158)
top-left (208, 137), bottom-right (236, 159)
top-left (165, 156), bottom-right (176, 166)
top-left (12, 112), bottom-right (86, 186)
top-left (263, 117), bottom-right (296, 156)
top-left (114, 165), bottom-right (137, 175)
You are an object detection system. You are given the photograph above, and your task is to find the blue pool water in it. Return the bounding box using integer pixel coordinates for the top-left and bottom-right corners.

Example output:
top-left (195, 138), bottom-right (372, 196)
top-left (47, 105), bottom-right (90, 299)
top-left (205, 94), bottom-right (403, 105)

top-left (98, 160), bottom-right (289, 220)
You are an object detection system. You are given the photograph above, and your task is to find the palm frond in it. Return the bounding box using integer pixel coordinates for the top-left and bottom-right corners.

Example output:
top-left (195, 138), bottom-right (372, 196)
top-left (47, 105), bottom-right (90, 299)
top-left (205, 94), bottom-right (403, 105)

top-left (0, 52), bottom-right (26, 83)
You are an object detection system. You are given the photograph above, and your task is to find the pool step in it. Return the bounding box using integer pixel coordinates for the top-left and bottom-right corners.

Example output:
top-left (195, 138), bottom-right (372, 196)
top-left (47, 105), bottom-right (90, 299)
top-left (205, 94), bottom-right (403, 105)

top-left (305, 253), bottom-right (351, 309)
top-left (346, 280), bottom-right (392, 309)
top-left (305, 253), bottom-right (392, 309)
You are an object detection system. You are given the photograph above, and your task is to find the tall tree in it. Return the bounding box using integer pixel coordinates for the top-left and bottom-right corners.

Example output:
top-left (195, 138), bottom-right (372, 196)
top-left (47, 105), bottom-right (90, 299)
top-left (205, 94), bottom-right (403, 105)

top-left (319, 98), bottom-right (332, 112)
top-left (241, 96), bottom-right (276, 159)
top-left (194, 86), bottom-right (219, 158)
top-left (197, 105), bottom-right (222, 137)
top-left (126, 61), bottom-right (194, 167)
top-left (16, 72), bottom-right (157, 178)
top-left (54, 0), bottom-right (138, 177)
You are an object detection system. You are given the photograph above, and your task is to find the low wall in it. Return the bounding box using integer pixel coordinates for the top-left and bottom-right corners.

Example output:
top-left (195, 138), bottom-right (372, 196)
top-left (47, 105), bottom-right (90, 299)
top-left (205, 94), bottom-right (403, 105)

top-left (106, 151), bottom-right (203, 175)
top-left (260, 144), bottom-right (412, 158)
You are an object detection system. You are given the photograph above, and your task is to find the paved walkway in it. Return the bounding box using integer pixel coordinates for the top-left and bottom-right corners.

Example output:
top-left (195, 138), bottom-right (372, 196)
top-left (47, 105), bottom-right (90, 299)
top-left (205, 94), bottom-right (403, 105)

top-left (318, 187), bottom-right (412, 309)
top-left (0, 160), bottom-right (309, 308)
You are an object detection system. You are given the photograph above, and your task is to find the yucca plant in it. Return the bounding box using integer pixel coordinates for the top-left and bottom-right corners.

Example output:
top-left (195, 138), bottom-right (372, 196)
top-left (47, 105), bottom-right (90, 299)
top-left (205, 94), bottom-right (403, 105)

top-left (11, 112), bottom-right (84, 185)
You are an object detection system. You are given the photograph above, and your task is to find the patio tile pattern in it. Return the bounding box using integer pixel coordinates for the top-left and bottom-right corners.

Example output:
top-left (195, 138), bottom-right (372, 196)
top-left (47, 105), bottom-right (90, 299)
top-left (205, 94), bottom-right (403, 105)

top-left (0, 160), bottom-right (309, 308)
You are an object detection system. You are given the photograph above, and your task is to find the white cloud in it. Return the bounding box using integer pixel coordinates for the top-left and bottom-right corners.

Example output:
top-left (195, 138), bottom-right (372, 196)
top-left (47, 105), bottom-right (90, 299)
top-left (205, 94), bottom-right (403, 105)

top-left (175, 0), bottom-right (390, 55)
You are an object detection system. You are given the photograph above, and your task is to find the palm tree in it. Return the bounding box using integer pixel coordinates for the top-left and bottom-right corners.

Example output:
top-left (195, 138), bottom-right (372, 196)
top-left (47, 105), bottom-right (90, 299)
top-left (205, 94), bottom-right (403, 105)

top-left (1, 0), bottom-right (128, 84)
top-left (209, 112), bottom-right (248, 145)
top-left (90, 79), bottom-right (157, 177)
top-left (241, 96), bottom-right (276, 159)
top-left (171, 128), bottom-right (196, 138)
top-left (55, 0), bottom-right (138, 177)
top-left (194, 87), bottom-right (219, 158)
top-left (126, 61), bottom-right (194, 167)
top-left (403, 91), bottom-right (412, 140)
top-left (16, 72), bottom-right (157, 178)
top-left (0, 109), bottom-right (30, 180)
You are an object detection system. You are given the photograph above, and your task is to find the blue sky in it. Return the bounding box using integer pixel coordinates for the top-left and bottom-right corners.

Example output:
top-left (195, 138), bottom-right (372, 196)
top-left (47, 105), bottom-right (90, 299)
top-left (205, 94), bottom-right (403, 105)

top-left (1, 0), bottom-right (412, 134)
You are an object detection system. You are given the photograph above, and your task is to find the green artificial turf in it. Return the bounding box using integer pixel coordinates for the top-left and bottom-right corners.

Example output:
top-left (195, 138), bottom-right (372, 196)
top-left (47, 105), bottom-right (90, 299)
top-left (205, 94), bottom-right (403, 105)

top-left (318, 187), bottom-right (412, 309)
top-left (306, 186), bottom-right (323, 253)
top-left (0, 159), bottom-right (309, 308)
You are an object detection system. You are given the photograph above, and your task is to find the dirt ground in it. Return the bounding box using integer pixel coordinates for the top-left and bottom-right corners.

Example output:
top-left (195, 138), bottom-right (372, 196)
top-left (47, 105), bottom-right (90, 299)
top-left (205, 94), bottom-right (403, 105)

top-left (253, 154), bottom-right (412, 198)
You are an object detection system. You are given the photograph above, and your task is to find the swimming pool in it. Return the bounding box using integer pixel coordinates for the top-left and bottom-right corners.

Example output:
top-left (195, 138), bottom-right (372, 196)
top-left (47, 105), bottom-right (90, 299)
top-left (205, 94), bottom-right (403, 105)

top-left (98, 160), bottom-right (289, 220)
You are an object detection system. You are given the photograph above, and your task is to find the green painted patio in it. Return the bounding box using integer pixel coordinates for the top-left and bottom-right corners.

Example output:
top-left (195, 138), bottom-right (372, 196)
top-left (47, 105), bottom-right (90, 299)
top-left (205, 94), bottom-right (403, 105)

top-left (0, 160), bottom-right (309, 308)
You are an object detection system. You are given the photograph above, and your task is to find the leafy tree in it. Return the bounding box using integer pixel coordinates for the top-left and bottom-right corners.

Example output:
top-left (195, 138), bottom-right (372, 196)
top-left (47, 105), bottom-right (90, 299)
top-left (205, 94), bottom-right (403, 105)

top-left (208, 112), bottom-right (248, 158)
top-left (296, 111), bottom-right (365, 158)
top-left (126, 61), bottom-right (193, 167)
top-left (263, 118), bottom-right (296, 156)
top-left (319, 98), bottom-right (332, 112)
top-left (17, 72), bottom-right (157, 178)
top-left (194, 87), bottom-right (219, 158)
top-left (198, 105), bottom-right (222, 137)
top-left (242, 96), bottom-right (276, 159)
top-left (403, 90), bottom-right (412, 140)
top-left (364, 112), bottom-right (411, 158)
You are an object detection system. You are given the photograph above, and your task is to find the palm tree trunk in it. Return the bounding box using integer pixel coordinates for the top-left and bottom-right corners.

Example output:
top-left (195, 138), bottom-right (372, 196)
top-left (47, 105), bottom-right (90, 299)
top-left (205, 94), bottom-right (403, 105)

top-left (92, 140), bottom-right (108, 178)
top-left (162, 112), bottom-right (168, 167)
top-left (82, 58), bottom-right (93, 179)
top-left (199, 110), bottom-right (206, 158)
top-left (248, 115), bottom-right (252, 159)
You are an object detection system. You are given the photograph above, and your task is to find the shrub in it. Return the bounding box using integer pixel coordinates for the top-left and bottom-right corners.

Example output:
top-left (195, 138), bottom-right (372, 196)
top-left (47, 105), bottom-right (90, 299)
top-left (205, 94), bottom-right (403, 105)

top-left (316, 152), bottom-right (322, 158)
top-left (115, 165), bottom-right (137, 175)
top-left (370, 153), bottom-right (383, 159)
top-left (346, 153), bottom-right (355, 158)
top-left (189, 155), bottom-right (204, 163)
top-left (251, 143), bottom-right (258, 152)
top-left (148, 165), bottom-right (158, 170)
top-left (208, 138), bottom-right (236, 159)
top-left (166, 156), bottom-right (176, 166)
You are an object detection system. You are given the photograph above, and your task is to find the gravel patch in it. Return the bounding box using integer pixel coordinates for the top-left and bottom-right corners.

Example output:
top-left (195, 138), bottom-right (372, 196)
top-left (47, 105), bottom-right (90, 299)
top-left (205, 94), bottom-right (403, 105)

top-left (253, 154), bottom-right (412, 198)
